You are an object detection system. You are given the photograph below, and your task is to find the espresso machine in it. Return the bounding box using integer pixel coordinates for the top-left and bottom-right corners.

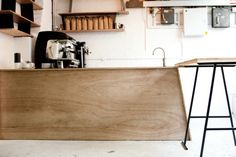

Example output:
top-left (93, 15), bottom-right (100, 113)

top-left (34, 31), bottom-right (90, 69)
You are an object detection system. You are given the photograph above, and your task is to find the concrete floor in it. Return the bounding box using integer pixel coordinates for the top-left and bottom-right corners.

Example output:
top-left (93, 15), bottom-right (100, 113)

top-left (0, 120), bottom-right (236, 157)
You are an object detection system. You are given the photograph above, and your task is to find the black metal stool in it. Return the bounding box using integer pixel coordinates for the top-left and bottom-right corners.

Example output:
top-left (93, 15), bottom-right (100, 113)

top-left (180, 63), bottom-right (236, 157)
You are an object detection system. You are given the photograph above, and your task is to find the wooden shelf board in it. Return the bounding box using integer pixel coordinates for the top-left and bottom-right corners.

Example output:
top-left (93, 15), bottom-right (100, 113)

top-left (16, 0), bottom-right (43, 10)
top-left (60, 28), bottom-right (125, 33)
top-left (0, 28), bottom-right (33, 37)
top-left (59, 11), bottom-right (129, 16)
top-left (143, 0), bottom-right (236, 7)
top-left (0, 10), bottom-right (40, 27)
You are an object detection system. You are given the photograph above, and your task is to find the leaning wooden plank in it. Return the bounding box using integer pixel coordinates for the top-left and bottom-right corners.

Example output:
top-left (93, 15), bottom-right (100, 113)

top-left (0, 68), bottom-right (187, 140)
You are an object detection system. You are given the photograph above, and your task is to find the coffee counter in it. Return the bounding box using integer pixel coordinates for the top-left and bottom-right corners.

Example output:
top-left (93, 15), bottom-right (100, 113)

top-left (0, 67), bottom-right (176, 71)
top-left (0, 68), bottom-right (188, 140)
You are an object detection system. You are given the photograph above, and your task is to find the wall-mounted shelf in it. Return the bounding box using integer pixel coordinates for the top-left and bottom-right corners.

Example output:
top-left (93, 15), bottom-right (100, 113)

top-left (0, 28), bottom-right (33, 37)
top-left (0, 10), bottom-right (40, 27)
top-left (143, 0), bottom-right (236, 7)
top-left (59, 11), bottom-right (129, 16)
top-left (60, 28), bottom-right (125, 33)
top-left (59, 11), bottom-right (127, 32)
top-left (56, 0), bottom-right (128, 33)
top-left (0, 0), bottom-right (42, 37)
top-left (16, 0), bottom-right (43, 10)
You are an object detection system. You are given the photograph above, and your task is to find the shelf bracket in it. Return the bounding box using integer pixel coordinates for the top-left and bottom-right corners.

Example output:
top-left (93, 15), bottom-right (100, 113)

top-left (120, 0), bottom-right (126, 11)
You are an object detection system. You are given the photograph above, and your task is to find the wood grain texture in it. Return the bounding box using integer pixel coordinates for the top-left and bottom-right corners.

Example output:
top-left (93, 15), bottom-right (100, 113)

top-left (0, 68), bottom-right (187, 140)
top-left (126, 0), bottom-right (143, 8)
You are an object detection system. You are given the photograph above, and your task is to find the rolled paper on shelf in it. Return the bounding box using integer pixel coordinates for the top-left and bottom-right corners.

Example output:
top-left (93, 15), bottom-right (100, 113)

top-left (93, 17), bottom-right (99, 30)
top-left (88, 17), bottom-right (93, 30)
top-left (108, 16), bottom-right (113, 29)
top-left (98, 16), bottom-right (104, 30)
top-left (64, 17), bottom-right (71, 30)
top-left (76, 17), bottom-right (82, 31)
top-left (82, 17), bottom-right (88, 30)
top-left (104, 16), bottom-right (109, 29)
top-left (71, 17), bottom-right (76, 31)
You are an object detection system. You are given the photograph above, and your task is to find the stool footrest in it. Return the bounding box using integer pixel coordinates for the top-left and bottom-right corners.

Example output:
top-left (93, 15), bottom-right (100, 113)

top-left (190, 116), bottom-right (231, 118)
top-left (207, 128), bottom-right (236, 131)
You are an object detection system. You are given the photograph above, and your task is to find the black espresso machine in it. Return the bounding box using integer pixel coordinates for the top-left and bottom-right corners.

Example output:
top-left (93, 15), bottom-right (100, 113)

top-left (34, 31), bottom-right (89, 69)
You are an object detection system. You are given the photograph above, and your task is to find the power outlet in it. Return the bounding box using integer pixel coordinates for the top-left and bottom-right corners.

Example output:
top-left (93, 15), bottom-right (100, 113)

top-left (232, 7), bottom-right (236, 13)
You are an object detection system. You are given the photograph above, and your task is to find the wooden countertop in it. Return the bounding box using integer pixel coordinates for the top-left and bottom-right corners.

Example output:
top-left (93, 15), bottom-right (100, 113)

top-left (0, 67), bottom-right (177, 72)
top-left (176, 57), bottom-right (236, 67)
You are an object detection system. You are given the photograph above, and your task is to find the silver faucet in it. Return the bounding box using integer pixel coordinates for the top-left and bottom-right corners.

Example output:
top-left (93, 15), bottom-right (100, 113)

top-left (152, 47), bottom-right (166, 67)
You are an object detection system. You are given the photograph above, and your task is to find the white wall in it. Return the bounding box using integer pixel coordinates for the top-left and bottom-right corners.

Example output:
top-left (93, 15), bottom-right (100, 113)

top-left (0, 33), bottom-right (15, 68)
top-left (53, 1), bottom-right (236, 68)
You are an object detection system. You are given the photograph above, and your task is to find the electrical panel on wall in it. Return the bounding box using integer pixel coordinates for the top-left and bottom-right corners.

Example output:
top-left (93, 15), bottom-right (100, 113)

top-left (146, 7), bottom-right (183, 29)
top-left (160, 8), bottom-right (175, 24)
top-left (146, 5), bottom-right (235, 31)
top-left (183, 8), bottom-right (208, 36)
top-left (212, 7), bottom-right (231, 28)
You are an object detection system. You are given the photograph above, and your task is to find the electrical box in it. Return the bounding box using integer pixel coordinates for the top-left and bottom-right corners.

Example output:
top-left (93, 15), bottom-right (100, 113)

top-left (160, 8), bottom-right (175, 24)
top-left (232, 7), bottom-right (236, 13)
top-left (212, 8), bottom-right (230, 28)
top-left (183, 8), bottom-right (208, 36)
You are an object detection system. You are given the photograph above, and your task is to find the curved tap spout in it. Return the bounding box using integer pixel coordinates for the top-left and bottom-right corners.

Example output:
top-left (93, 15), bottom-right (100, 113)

top-left (152, 47), bottom-right (166, 67)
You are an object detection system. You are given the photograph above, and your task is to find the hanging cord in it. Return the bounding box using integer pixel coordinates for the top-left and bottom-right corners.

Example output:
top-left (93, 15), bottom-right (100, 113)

top-left (69, 0), bottom-right (73, 12)
top-left (51, 0), bottom-right (54, 30)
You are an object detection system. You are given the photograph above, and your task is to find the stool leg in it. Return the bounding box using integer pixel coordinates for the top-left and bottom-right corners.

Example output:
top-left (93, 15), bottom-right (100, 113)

top-left (200, 65), bottom-right (217, 157)
top-left (181, 67), bottom-right (199, 150)
top-left (221, 67), bottom-right (236, 146)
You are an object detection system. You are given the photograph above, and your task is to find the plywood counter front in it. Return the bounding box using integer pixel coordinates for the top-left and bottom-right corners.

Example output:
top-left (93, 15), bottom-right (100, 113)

top-left (0, 68), bottom-right (187, 140)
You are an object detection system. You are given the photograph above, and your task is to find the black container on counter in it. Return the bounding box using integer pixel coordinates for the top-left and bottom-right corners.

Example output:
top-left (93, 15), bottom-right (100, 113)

top-left (14, 52), bottom-right (21, 69)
